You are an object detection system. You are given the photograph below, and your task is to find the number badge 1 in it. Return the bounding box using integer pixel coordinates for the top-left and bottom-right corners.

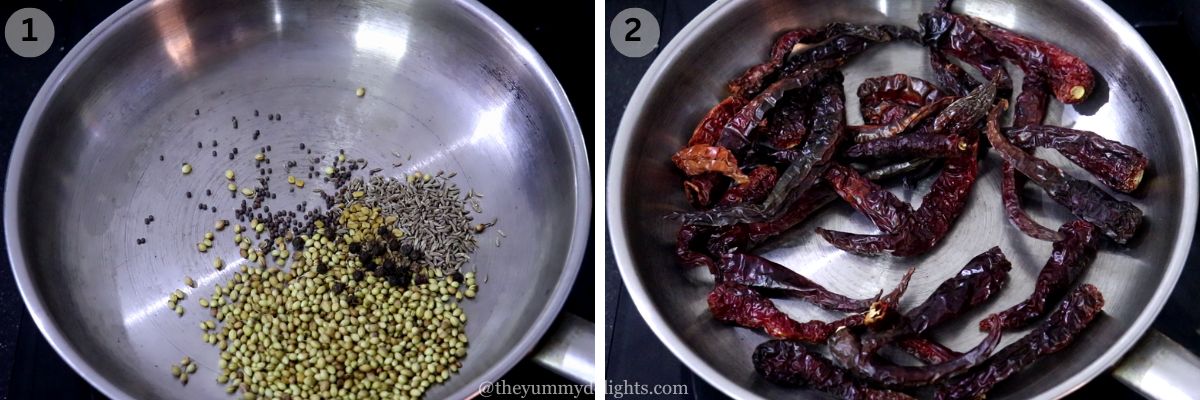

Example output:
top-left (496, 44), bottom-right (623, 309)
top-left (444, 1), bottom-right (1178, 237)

top-left (5, 8), bottom-right (53, 58)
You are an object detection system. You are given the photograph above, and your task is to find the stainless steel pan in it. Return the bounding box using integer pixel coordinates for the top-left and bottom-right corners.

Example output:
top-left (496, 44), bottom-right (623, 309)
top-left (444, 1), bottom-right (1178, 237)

top-left (6, 0), bottom-right (591, 398)
top-left (609, 0), bottom-right (1199, 398)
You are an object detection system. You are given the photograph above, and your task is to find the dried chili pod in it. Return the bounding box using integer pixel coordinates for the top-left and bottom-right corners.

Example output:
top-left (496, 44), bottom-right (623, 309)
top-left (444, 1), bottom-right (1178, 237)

top-left (982, 220), bottom-right (1098, 331)
top-left (716, 165), bottom-right (779, 207)
top-left (754, 340), bottom-right (915, 400)
top-left (705, 185), bottom-right (837, 256)
top-left (828, 318), bottom-right (1002, 388)
top-left (682, 73), bottom-right (847, 226)
top-left (728, 28), bottom-right (818, 99)
top-left (845, 133), bottom-right (969, 160)
top-left (756, 92), bottom-right (814, 150)
top-left (819, 135), bottom-right (979, 256)
top-left (966, 14), bottom-right (1095, 103)
top-left (895, 337), bottom-right (962, 365)
top-left (858, 74), bottom-right (946, 123)
top-left (708, 282), bottom-right (864, 342)
top-left (676, 224), bottom-right (719, 272)
top-left (920, 11), bottom-right (1013, 98)
top-left (1012, 74), bottom-right (1050, 128)
top-left (863, 159), bottom-right (935, 181)
top-left (824, 163), bottom-right (914, 234)
top-left (718, 63), bottom-right (840, 152)
top-left (1001, 75), bottom-right (1061, 241)
top-left (861, 247), bottom-right (1010, 351)
top-left (777, 24), bottom-right (920, 79)
top-left (683, 173), bottom-right (727, 210)
top-left (671, 144), bottom-right (751, 185)
top-left (719, 254), bottom-right (914, 313)
top-left (986, 101), bottom-right (1142, 243)
top-left (929, 50), bottom-right (977, 97)
top-left (687, 96), bottom-right (749, 146)
top-left (934, 284), bottom-right (1105, 400)
top-left (930, 75), bottom-right (997, 134)
top-left (855, 96), bottom-right (957, 143)
top-left (729, 23), bottom-right (912, 99)
top-left (1007, 125), bottom-right (1148, 193)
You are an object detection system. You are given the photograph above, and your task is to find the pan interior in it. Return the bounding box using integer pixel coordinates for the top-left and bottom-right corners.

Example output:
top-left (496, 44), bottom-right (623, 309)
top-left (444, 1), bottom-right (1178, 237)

top-left (612, 0), bottom-right (1195, 399)
top-left (9, 0), bottom-right (583, 399)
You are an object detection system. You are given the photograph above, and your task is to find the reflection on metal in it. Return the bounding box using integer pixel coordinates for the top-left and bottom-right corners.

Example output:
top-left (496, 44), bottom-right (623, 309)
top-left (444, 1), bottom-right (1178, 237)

top-left (151, 0), bottom-right (195, 71)
top-left (354, 21), bottom-right (409, 65)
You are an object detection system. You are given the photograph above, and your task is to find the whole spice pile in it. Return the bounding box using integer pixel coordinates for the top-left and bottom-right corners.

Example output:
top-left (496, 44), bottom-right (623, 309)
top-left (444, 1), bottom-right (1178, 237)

top-left (155, 107), bottom-right (491, 399)
top-left (668, 1), bottom-right (1142, 399)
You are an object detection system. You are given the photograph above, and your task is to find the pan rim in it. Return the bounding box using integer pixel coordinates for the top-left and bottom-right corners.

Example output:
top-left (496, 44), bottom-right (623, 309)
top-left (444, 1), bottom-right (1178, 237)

top-left (3, 0), bottom-right (592, 399)
top-left (607, 1), bottom-right (1197, 399)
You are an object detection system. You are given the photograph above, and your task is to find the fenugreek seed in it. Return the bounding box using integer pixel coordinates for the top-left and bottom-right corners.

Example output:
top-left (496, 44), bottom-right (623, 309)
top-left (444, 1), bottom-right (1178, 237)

top-left (296, 180), bottom-right (305, 188)
top-left (287, 175), bottom-right (296, 184)
top-left (205, 232), bottom-right (214, 240)
top-left (215, 219), bottom-right (228, 230)
top-left (198, 243), bottom-right (208, 252)
top-left (242, 188), bottom-right (255, 197)
top-left (356, 87), bottom-right (366, 97)
top-left (228, 183), bottom-right (237, 192)
top-left (170, 364), bottom-right (181, 377)
top-left (186, 363), bottom-right (196, 373)
top-left (255, 153), bottom-right (265, 161)
top-left (181, 164), bottom-right (192, 175)
top-left (324, 166), bottom-right (335, 176)
top-left (175, 305), bottom-right (184, 315)
top-left (214, 257), bottom-right (224, 269)
top-left (225, 169), bottom-right (235, 180)
top-left (185, 276), bottom-right (196, 288)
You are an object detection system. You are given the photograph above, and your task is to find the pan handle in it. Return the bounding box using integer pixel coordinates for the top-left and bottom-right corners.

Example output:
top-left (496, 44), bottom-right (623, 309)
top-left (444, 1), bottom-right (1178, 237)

top-left (529, 312), bottom-right (595, 384)
top-left (1112, 329), bottom-right (1200, 399)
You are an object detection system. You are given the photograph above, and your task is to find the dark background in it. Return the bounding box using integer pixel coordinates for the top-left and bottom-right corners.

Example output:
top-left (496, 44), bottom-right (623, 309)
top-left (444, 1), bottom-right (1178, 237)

top-left (0, 0), bottom-right (594, 398)
top-left (605, 1), bottom-right (1200, 399)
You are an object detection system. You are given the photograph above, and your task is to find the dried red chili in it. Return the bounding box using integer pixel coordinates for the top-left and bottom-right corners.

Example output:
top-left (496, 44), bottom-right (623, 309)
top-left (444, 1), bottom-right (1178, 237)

top-left (683, 173), bottom-right (727, 210)
top-left (730, 24), bottom-right (916, 99)
top-left (824, 163), bottom-right (914, 234)
top-left (717, 165), bottom-right (779, 207)
top-left (671, 144), bottom-right (750, 185)
top-left (683, 74), bottom-right (847, 226)
top-left (754, 340), bottom-right (916, 400)
top-left (687, 96), bottom-right (749, 147)
top-left (719, 253), bottom-right (915, 313)
top-left (985, 101), bottom-right (1142, 243)
top-left (854, 97), bottom-right (956, 143)
top-left (828, 318), bottom-right (1002, 388)
top-left (982, 220), bottom-right (1098, 331)
top-left (861, 247), bottom-right (1010, 351)
top-left (718, 64), bottom-right (840, 152)
top-left (846, 133), bottom-right (969, 160)
top-left (920, 11), bottom-right (1013, 98)
top-left (895, 337), bottom-right (962, 365)
top-left (708, 282), bottom-right (864, 342)
top-left (929, 50), bottom-right (977, 97)
top-left (933, 284), bottom-right (1105, 400)
top-left (704, 185), bottom-right (837, 256)
top-left (967, 15), bottom-right (1094, 103)
top-left (676, 224), bottom-right (719, 272)
top-left (1000, 74), bottom-right (1061, 241)
top-left (777, 24), bottom-right (920, 80)
top-left (818, 134), bottom-right (979, 256)
top-left (757, 93), bottom-right (814, 150)
top-left (858, 74), bottom-right (947, 124)
top-left (863, 159), bottom-right (935, 181)
top-left (1006, 125), bottom-right (1148, 193)
top-left (930, 75), bottom-right (997, 135)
